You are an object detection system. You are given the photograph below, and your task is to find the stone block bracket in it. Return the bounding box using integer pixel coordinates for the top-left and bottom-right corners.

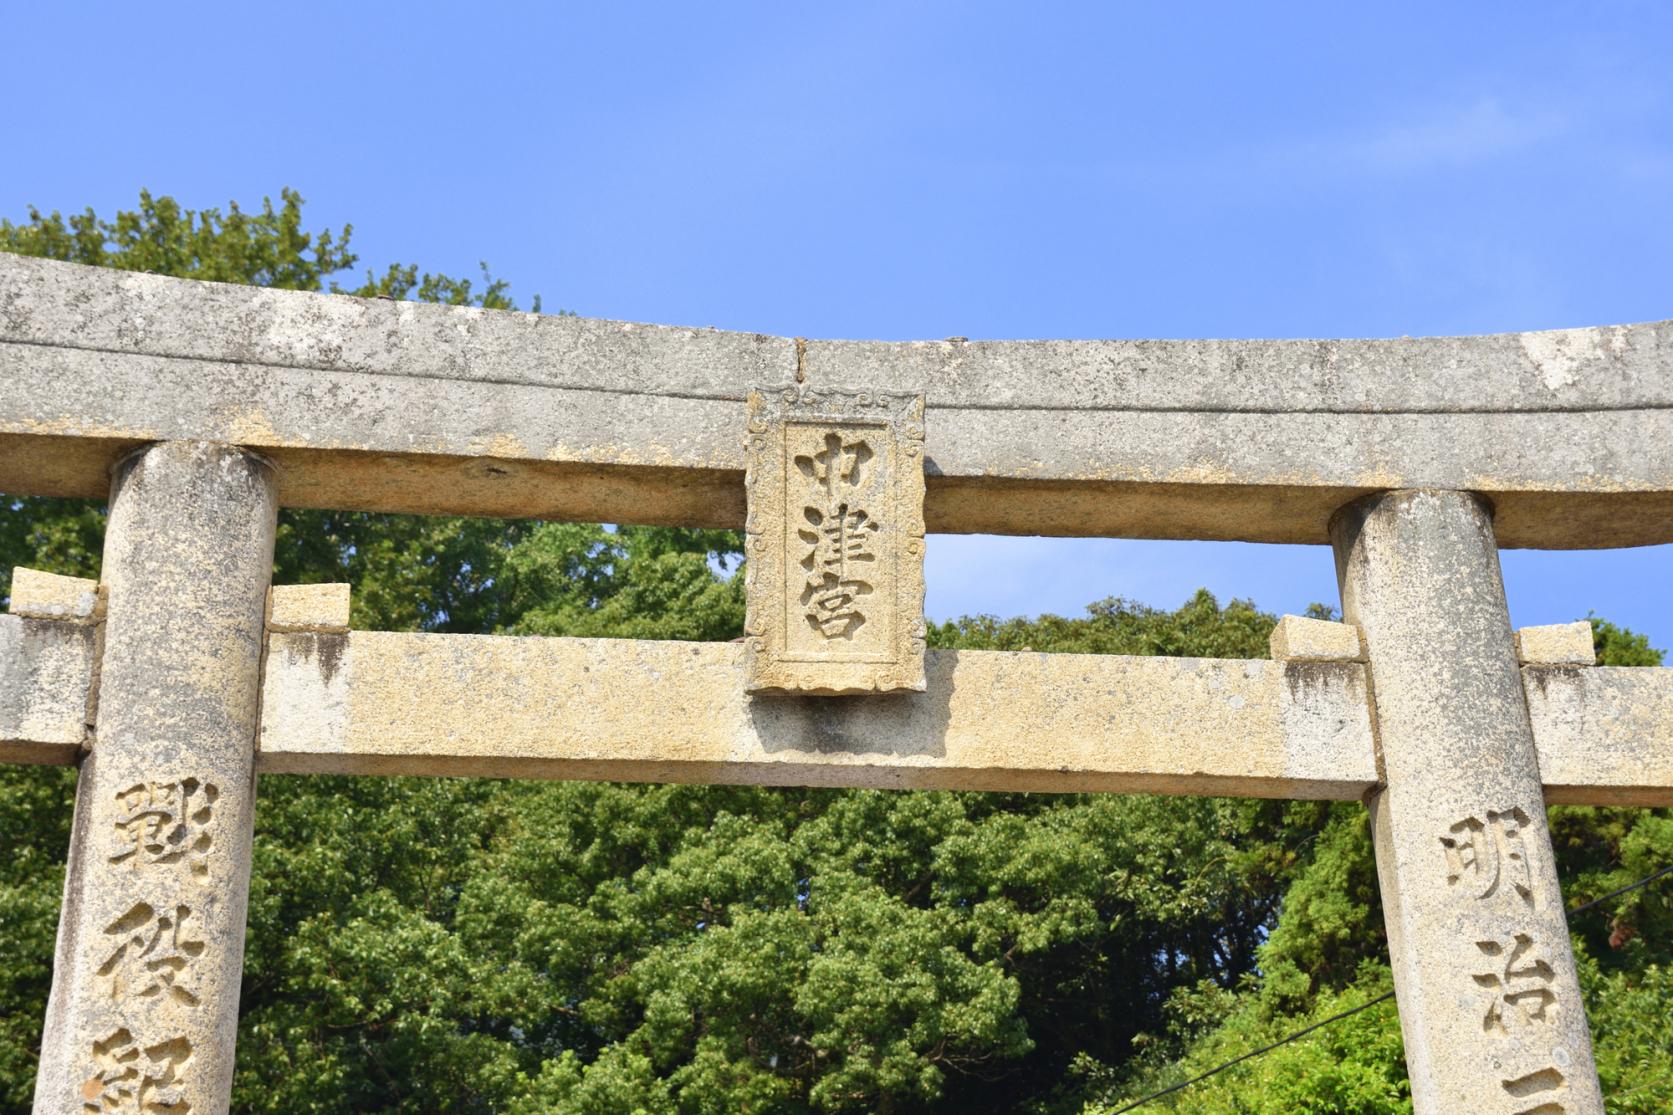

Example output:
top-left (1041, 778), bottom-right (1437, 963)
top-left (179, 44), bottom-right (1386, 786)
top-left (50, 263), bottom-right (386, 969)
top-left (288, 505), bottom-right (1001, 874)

top-left (267, 583), bottom-right (351, 633)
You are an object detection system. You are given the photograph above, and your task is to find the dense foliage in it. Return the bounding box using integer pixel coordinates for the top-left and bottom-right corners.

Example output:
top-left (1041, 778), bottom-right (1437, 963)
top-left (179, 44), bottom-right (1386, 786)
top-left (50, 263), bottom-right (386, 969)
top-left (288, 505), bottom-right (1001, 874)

top-left (1, 193), bottom-right (1668, 1114)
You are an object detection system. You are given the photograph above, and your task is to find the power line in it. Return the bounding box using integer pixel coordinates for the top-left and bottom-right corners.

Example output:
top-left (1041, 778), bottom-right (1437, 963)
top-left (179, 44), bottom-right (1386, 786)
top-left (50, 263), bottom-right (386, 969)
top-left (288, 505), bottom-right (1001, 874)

top-left (1107, 862), bottom-right (1672, 1113)
top-left (1568, 863), bottom-right (1673, 916)
top-left (1106, 993), bottom-right (1396, 1114)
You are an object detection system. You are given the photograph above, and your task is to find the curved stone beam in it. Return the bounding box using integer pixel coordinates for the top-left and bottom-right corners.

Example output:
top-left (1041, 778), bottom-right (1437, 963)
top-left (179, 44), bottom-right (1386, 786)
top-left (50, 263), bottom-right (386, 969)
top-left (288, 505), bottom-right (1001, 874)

top-left (3, 252), bottom-right (1670, 546)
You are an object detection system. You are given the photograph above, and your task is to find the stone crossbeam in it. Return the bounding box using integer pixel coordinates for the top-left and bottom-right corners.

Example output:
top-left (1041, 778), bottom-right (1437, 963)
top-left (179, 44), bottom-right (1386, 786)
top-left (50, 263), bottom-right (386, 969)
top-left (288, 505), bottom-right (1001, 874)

top-left (257, 631), bottom-right (1378, 798)
top-left (246, 637), bottom-right (1673, 808)
top-left (0, 613), bottom-right (96, 764)
top-left (1526, 665), bottom-right (1673, 806)
top-left (5, 253), bottom-right (1673, 546)
top-left (6, 591), bottom-right (1671, 807)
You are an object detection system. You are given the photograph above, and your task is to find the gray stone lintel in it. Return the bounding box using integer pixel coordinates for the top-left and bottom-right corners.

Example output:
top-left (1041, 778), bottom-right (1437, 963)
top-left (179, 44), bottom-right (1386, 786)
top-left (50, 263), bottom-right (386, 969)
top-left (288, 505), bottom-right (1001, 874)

top-left (5, 614), bottom-right (1670, 805)
top-left (256, 630), bottom-right (1377, 797)
top-left (246, 628), bottom-right (1669, 804)
top-left (4, 253), bottom-right (1672, 546)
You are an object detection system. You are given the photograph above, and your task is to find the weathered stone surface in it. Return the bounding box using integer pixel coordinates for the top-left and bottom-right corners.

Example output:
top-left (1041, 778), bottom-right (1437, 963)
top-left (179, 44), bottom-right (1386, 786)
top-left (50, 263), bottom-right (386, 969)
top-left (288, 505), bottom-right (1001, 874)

top-left (0, 618), bottom-right (1659, 805)
top-left (267, 583), bottom-right (350, 633)
top-left (1516, 622), bottom-right (1595, 666)
top-left (1525, 665), bottom-right (1673, 806)
top-left (258, 631), bottom-right (1378, 798)
top-left (0, 613), bottom-right (94, 764)
top-left (9, 568), bottom-right (103, 622)
top-left (1333, 490), bottom-right (1602, 1115)
top-left (4, 253), bottom-right (1672, 546)
top-left (1269, 615), bottom-right (1364, 662)
top-left (744, 387), bottom-right (925, 693)
top-left (33, 442), bottom-right (276, 1115)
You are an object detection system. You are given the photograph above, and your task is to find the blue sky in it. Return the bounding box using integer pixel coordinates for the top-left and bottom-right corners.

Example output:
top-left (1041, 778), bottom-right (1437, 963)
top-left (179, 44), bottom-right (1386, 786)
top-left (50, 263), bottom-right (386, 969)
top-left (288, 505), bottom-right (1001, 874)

top-left (6, 2), bottom-right (1671, 646)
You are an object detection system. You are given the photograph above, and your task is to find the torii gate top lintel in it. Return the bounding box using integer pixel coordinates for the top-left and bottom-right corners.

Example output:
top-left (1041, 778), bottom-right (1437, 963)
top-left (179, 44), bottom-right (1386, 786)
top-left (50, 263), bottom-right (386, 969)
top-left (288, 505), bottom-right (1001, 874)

top-left (3, 252), bottom-right (1671, 548)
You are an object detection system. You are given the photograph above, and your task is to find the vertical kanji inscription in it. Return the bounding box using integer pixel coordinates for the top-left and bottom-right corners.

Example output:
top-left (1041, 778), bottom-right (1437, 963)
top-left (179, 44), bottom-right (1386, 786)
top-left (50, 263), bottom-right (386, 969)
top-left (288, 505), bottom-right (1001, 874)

top-left (1441, 806), bottom-right (1534, 905)
top-left (1472, 933), bottom-right (1558, 1034)
top-left (1501, 1066), bottom-right (1567, 1114)
top-left (745, 386), bottom-right (925, 693)
top-left (76, 777), bottom-right (218, 1110)
top-left (97, 902), bottom-right (206, 1007)
top-left (109, 779), bottom-right (217, 880)
top-left (81, 1028), bottom-right (192, 1114)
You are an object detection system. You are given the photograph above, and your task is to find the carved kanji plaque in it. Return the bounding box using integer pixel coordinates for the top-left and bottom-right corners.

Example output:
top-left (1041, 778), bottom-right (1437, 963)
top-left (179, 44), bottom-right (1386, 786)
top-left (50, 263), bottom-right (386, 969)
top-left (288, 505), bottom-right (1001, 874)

top-left (744, 386), bottom-right (926, 693)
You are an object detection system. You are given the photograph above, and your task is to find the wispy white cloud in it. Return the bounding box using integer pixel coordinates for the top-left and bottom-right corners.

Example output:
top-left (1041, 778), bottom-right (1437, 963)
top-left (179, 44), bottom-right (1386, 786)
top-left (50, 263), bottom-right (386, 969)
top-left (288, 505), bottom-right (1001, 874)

top-left (1342, 97), bottom-right (1571, 173)
top-left (963, 94), bottom-right (1586, 191)
top-left (1620, 149), bottom-right (1673, 183)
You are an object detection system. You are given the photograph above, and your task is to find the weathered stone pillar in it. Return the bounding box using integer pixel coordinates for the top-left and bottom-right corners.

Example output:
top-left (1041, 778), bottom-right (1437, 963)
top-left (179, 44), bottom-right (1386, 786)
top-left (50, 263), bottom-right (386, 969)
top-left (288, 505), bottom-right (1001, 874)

top-left (1332, 490), bottom-right (1602, 1115)
top-left (34, 442), bottom-right (277, 1115)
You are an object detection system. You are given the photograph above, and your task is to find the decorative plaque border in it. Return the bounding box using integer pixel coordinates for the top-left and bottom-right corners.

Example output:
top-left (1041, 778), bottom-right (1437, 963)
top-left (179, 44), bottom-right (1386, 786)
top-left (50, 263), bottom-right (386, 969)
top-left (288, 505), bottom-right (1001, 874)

top-left (744, 386), bottom-right (926, 694)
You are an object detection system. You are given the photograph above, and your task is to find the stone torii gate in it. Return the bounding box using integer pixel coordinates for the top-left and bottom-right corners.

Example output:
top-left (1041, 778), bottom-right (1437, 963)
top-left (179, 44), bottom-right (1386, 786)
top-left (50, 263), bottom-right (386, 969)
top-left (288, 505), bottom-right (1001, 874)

top-left (2, 253), bottom-right (1671, 1113)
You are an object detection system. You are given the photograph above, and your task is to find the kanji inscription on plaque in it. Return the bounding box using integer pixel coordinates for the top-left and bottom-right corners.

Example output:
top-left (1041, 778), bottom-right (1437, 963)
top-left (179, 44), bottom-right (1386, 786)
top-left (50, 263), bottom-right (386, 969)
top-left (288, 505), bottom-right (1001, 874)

top-left (744, 386), bottom-right (926, 693)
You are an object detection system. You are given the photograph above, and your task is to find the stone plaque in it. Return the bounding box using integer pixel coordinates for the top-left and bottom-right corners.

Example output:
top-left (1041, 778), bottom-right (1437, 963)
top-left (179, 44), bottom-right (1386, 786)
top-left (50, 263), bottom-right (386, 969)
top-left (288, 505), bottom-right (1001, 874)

top-left (744, 386), bottom-right (926, 694)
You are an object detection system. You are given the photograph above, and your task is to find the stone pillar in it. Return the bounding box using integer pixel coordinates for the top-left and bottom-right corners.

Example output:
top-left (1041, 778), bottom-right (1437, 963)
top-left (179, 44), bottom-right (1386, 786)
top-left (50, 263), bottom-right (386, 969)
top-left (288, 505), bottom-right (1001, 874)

top-left (34, 443), bottom-right (277, 1115)
top-left (1332, 490), bottom-right (1602, 1115)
